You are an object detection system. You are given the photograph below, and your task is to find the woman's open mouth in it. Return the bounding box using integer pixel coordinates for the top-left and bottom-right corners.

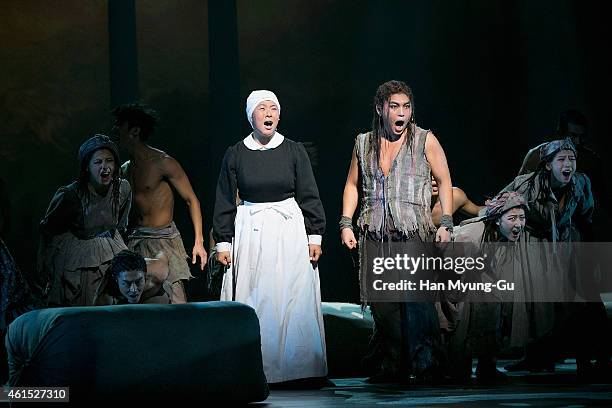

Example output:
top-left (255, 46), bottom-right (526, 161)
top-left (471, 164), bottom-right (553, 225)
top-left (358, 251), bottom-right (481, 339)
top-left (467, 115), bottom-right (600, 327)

top-left (100, 171), bottom-right (111, 183)
top-left (510, 227), bottom-right (522, 240)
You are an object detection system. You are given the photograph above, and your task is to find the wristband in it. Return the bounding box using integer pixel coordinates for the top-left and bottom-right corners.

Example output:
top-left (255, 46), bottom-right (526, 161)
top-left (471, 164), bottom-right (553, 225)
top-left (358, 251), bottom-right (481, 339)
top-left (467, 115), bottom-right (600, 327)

top-left (339, 215), bottom-right (353, 231)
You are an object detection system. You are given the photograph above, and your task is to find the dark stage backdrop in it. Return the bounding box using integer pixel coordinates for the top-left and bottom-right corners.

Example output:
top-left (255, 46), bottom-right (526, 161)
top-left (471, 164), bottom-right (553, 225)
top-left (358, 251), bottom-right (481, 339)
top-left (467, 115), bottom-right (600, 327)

top-left (1, 0), bottom-right (610, 302)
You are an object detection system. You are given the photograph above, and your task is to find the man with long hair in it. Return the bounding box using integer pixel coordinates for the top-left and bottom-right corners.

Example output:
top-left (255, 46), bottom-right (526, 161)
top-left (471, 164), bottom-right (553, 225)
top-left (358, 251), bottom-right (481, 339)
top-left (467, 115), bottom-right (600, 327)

top-left (340, 80), bottom-right (453, 383)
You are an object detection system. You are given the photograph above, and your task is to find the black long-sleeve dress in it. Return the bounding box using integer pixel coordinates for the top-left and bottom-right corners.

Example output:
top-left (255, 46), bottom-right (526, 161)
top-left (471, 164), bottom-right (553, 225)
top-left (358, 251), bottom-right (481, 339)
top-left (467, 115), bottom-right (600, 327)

top-left (213, 137), bottom-right (325, 243)
top-left (213, 134), bottom-right (327, 383)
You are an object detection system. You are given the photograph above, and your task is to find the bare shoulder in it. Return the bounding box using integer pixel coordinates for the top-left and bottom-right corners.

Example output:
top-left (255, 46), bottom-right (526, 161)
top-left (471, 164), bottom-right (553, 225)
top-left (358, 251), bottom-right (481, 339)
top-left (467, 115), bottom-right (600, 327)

top-left (424, 131), bottom-right (445, 157)
top-left (452, 186), bottom-right (467, 201)
top-left (424, 131), bottom-right (441, 148)
top-left (147, 146), bottom-right (172, 163)
top-left (146, 147), bottom-right (184, 175)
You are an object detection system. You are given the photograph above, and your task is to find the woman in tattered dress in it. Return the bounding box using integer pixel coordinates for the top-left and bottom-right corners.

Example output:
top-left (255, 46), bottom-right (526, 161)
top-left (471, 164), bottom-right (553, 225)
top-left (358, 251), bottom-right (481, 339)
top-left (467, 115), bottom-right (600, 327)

top-left (501, 139), bottom-right (608, 375)
top-left (450, 191), bottom-right (530, 382)
top-left (38, 134), bottom-right (131, 306)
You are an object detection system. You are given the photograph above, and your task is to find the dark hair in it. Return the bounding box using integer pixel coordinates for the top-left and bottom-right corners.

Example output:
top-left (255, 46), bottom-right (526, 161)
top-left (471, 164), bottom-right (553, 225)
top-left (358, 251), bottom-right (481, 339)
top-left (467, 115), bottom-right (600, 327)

top-left (369, 80), bottom-right (416, 167)
top-left (110, 250), bottom-right (147, 279)
top-left (513, 153), bottom-right (561, 225)
top-left (481, 220), bottom-right (500, 243)
top-left (111, 103), bottom-right (160, 141)
top-left (481, 205), bottom-right (527, 243)
top-left (557, 109), bottom-right (587, 137)
top-left (77, 147), bottom-right (121, 217)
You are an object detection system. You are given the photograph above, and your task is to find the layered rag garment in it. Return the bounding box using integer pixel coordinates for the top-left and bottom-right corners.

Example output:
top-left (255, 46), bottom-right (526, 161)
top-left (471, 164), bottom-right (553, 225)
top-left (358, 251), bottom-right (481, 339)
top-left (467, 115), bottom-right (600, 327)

top-left (498, 165), bottom-right (606, 365)
top-left (38, 179), bottom-right (131, 306)
top-left (356, 126), bottom-right (437, 244)
top-left (354, 125), bottom-right (444, 379)
top-left (502, 171), bottom-right (593, 243)
top-left (452, 221), bottom-right (531, 351)
top-left (355, 125), bottom-right (437, 303)
top-left (126, 222), bottom-right (193, 304)
top-left (214, 132), bottom-right (327, 383)
top-left (500, 170), bottom-right (594, 341)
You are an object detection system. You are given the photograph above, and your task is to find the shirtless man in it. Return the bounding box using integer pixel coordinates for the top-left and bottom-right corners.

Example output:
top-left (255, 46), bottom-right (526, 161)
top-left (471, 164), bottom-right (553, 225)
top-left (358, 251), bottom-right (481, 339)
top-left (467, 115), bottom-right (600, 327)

top-left (94, 250), bottom-right (172, 305)
top-left (112, 103), bottom-right (207, 303)
top-left (430, 177), bottom-right (484, 227)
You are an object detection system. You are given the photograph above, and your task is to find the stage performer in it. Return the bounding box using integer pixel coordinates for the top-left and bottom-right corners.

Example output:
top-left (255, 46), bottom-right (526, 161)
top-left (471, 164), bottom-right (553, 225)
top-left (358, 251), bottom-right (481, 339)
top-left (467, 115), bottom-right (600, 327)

top-left (213, 90), bottom-right (327, 385)
top-left (94, 250), bottom-right (172, 305)
top-left (39, 134), bottom-right (131, 306)
top-left (340, 80), bottom-right (452, 383)
top-left (503, 139), bottom-right (608, 377)
top-left (113, 103), bottom-right (207, 304)
top-left (449, 191), bottom-right (529, 383)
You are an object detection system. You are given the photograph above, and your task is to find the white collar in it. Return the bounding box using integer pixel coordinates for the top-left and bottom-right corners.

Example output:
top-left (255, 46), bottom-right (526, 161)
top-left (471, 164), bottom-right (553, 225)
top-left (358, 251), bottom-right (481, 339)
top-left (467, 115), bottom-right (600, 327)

top-left (243, 132), bottom-right (284, 150)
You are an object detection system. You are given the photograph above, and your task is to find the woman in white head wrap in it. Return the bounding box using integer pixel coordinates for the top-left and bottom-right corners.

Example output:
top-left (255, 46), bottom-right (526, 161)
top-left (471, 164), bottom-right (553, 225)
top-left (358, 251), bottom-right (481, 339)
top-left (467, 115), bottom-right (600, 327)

top-left (213, 90), bottom-right (327, 384)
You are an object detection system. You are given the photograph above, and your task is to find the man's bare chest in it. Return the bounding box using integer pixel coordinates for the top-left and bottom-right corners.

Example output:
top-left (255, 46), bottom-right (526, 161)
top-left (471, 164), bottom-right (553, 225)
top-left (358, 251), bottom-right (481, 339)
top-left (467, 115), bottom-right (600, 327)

top-left (129, 168), bottom-right (168, 195)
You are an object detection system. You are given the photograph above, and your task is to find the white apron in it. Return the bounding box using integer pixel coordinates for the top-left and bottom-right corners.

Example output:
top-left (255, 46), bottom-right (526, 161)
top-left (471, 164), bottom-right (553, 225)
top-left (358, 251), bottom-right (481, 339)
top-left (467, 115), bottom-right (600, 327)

top-left (220, 197), bottom-right (327, 382)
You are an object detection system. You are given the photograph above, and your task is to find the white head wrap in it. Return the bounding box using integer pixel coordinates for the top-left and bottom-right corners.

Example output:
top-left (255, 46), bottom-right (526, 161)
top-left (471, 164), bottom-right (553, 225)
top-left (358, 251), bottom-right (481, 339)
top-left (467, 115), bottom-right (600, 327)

top-left (245, 90), bottom-right (280, 128)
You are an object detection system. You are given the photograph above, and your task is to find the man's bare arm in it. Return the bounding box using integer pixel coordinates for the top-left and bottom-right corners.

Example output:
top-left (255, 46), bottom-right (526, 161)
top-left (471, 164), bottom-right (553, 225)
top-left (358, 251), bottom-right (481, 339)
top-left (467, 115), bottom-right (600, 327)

top-left (453, 187), bottom-right (484, 217)
top-left (161, 156), bottom-right (208, 269)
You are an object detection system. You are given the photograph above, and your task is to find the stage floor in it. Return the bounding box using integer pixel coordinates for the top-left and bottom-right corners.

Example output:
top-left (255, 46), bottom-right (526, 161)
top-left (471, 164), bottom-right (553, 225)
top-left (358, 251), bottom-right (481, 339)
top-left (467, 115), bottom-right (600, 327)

top-left (260, 360), bottom-right (612, 407)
